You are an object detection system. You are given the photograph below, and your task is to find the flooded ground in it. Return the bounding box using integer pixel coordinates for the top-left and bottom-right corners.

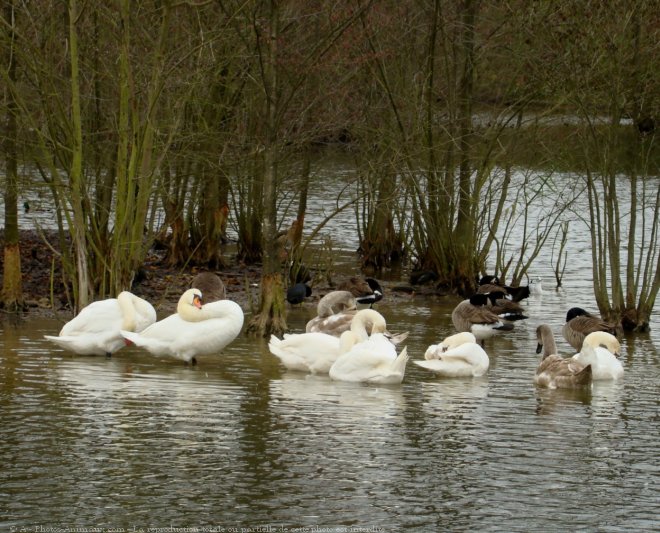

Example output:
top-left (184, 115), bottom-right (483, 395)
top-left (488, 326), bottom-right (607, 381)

top-left (1, 159), bottom-right (659, 530)
top-left (1, 278), bottom-right (659, 531)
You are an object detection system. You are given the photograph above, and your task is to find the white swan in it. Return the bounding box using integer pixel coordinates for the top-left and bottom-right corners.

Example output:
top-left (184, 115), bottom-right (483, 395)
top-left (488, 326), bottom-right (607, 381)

top-left (269, 308), bottom-right (389, 374)
top-left (414, 332), bottom-right (490, 377)
top-left (329, 343), bottom-right (409, 385)
top-left (120, 288), bottom-right (244, 365)
top-left (329, 310), bottom-right (409, 384)
top-left (571, 331), bottom-right (623, 380)
top-left (44, 291), bottom-right (157, 356)
top-left (534, 324), bottom-right (592, 389)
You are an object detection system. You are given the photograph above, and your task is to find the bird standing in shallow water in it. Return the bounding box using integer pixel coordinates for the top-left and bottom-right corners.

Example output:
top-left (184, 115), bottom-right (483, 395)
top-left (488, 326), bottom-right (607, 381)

top-left (286, 283), bottom-right (312, 305)
top-left (44, 291), bottom-right (157, 357)
top-left (120, 288), bottom-right (244, 365)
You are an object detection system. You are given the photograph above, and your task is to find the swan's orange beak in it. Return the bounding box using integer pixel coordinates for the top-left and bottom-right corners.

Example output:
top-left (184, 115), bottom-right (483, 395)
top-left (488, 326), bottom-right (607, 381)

top-left (193, 295), bottom-right (203, 309)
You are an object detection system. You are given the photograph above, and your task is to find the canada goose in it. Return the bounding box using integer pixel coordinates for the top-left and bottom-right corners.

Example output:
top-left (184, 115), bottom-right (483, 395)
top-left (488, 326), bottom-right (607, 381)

top-left (451, 294), bottom-right (514, 345)
top-left (191, 271), bottom-right (226, 302)
top-left (562, 307), bottom-right (618, 352)
top-left (571, 331), bottom-right (623, 380)
top-left (337, 277), bottom-right (383, 306)
top-left (120, 289), bottom-right (244, 365)
top-left (414, 332), bottom-right (489, 377)
top-left (534, 324), bottom-right (592, 389)
top-left (44, 291), bottom-right (157, 357)
top-left (483, 290), bottom-right (528, 321)
top-left (477, 275), bottom-right (530, 302)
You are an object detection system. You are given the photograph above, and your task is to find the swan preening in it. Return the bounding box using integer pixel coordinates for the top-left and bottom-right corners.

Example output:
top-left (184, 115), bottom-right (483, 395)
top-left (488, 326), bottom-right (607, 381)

top-left (571, 331), bottom-right (623, 380)
top-left (414, 332), bottom-right (490, 377)
top-left (120, 288), bottom-right (244, 365)
top-left (44, 291), bottom-right (157, 356)
top-left (43, 275), bottom-right (628, 390)
top-left (534, 324), bottom-right (592, 389)
top-left (305, 290), bottom-right (407, 344)
top-left (270, 309), bottom-right (409, 384)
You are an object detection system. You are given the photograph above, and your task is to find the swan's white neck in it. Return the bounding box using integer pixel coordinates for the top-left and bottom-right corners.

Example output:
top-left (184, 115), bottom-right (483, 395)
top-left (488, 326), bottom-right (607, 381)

top-left (117, 292), bottom-right (137, 331)
top-left (350, 309), bottom-right (387, 341)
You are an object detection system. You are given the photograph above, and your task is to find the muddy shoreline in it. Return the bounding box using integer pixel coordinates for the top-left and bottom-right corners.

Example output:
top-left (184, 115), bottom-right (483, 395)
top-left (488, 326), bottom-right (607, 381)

top-left (2, 229), bottom-right (422, 321)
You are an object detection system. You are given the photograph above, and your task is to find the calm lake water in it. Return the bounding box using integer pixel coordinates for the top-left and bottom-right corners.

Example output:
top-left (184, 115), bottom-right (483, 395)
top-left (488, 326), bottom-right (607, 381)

top-left (2, 160), bottom-right (659, 531)
top-left (1, 278), bottom-right (659, 531)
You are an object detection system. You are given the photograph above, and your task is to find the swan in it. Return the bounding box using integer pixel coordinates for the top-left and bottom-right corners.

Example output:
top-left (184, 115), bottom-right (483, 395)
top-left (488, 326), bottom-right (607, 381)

top-left (414, 331), bottom-right (489, 377)
top-left (329, 342), bottom-right (409, 385)
top-left (562, 307), bottom-right (618, 352)
top-left (305, 290), bottom-right (358, 335)
top-left (329, 309), bottom-right (409, 384)
top-left (269, 308), bottom-right (394, 374)
top-left (571, 331), bottom-right (623, 380)
top-left (191, 271), bottom-right (226, 301)
top-left (534, 324), bottom-right (592, 389)
top-left (120, 288), bottom-right (244, 365)
top-left (44, 291), bottom-right (157, 356)
top-left (451, 294), bottom-right (514, 345)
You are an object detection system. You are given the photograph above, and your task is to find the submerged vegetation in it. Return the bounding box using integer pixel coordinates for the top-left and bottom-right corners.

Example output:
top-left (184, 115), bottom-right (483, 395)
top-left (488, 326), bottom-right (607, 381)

top-left (1, 0), bottom-right (658, 333)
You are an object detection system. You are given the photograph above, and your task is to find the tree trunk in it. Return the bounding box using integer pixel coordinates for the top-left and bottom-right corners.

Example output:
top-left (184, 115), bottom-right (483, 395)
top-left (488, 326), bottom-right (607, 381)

top-left (449, 0), bottom-right (480, 294)
top-left (2, 0), bottom-right (23, 312)
top-left (247, 0), bottom-right (287, 337)
top-left (68, 0), bottom-right (91, 309)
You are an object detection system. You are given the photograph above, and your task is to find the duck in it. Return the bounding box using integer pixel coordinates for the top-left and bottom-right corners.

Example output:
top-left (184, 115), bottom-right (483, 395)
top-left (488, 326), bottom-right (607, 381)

top-left (483, 290), bottom-right (528, 321)
top-left (337, 277), bottom-right (383, 306)
top-left (451, 294), bottom-right (514, 345)
top-left (286, 282), bottom-right (312, 305)
top-left (191, 271), bottom-right (226, 301)
top-left (120, 288), bottom-right (244, 365)
top-left (270, 308), bottom-right (392, 374)
top-left (477, 275), bottom-right (530, 302)
top-left (571, 331), bottom-right (623, 380)
top-left (534, 324), bottom-right (592, 389)
top-left (44, 291), bottom-right (157, 357)
top-left (329, 312), bottom-right (409, 385)
top-left (414, 332), bottom-right (489, 377)
top-left (562, 307), bottom-right (618, 352)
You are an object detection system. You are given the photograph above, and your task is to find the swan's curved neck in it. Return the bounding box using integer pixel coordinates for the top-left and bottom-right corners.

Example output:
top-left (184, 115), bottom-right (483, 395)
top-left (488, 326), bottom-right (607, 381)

top-left (350, 310), bottom-right (386, 340)
top-left (117, 292), bottom-right (137, 331)
top-left (540, 330), bottom-right (557, 358)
